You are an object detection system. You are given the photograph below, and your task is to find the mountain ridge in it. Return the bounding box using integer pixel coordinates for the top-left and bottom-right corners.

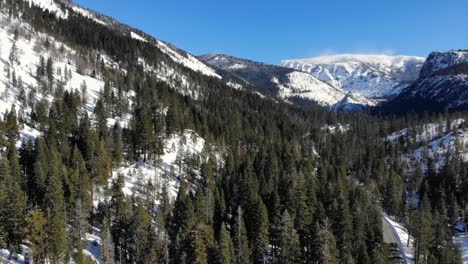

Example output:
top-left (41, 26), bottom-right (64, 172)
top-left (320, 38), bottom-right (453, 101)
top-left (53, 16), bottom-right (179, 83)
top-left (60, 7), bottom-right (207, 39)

top-left (281, 53), bottom-right (425, 98)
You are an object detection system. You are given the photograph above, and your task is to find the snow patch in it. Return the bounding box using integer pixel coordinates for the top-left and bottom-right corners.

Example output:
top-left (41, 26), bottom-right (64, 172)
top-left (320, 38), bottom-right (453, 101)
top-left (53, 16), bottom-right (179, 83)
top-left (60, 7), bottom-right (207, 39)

top-left (130, 32), bottom-right (147, 43)
top-left (71, 6), bottom-right (106, 25)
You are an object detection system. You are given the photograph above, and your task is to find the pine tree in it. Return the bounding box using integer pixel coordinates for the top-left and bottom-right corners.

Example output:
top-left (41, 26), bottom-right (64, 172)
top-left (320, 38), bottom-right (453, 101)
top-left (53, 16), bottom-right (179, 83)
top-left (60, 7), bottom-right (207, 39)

top-left (130, 201), bottom-right (152, 263)
top-left (45, 147), bottom-right (68, 263)
top-left (101, 216), bottom-right (115, 264)
top-left (217, 223), bottom-right (235, 264)
top-left (24, 209), bottom-right (47, 264)
top-left (95, 98), bottom-right (108, 139)
top-left (232, 207), bottom-right (251, 264)
top-left (4, 132), bottom-right (26, 251)
top-left (250, 198), bottom-right (269, 264)
top-left (277, 210), bottom-right (300, 263)
top-left (317, 220), bottom-right (337, 264)
top-left (414, 195), bottom-right (433, 264)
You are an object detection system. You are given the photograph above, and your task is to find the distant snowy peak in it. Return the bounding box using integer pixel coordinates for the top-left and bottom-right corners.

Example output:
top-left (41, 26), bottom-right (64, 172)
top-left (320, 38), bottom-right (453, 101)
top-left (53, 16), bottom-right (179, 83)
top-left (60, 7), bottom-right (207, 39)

top-left (389, 50), bottom-right (468, 110)
top-left (419, 50), bottom-right (468, 78)
top-left (281, 54), bottom-right (425, 98)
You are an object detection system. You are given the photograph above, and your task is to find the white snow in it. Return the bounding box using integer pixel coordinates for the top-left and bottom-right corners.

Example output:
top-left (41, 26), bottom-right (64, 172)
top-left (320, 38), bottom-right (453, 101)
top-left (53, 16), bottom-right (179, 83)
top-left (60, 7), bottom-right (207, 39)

top-left (228, 63), bottom-right (246, 70)
top-left (321, 123), bottom-right (350, 134)
top-left (456, 233), bottom-right (468, 263)
top-left (130, 32), bottom-right (147, 43)
top-left (0, 244), bottom-right (31, 264)
top-left (226, 81), bottom-right (243, 90)
top-left (281, 54), bottom-right (425, 98)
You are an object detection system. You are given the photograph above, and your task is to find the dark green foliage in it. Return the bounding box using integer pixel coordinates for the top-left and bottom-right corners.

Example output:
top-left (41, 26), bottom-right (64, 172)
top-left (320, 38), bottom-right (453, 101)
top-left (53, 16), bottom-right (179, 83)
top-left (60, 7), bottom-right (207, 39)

top-left (0, 1), bottom-right (464, 263)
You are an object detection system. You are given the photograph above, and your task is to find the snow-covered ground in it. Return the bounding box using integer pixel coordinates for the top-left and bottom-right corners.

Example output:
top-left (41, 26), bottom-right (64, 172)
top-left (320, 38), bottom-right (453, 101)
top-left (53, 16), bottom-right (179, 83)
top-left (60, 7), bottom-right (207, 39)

top-left (95, 130), bottom-right (210, 207)
top-left (84, 227), bottom-right (102, 264)
top-left (455, 233), bottom-right (468, 263)
top-left (386, 119), bottom-right (465, 143)
top-left (0, 227), bottom-right (102, 264)
top-left (384, 215), bottom-right (415, 264)
top-left (0, 244), bottom-right (31, 264)
top-left (455, 221), bottom-right (468, 263)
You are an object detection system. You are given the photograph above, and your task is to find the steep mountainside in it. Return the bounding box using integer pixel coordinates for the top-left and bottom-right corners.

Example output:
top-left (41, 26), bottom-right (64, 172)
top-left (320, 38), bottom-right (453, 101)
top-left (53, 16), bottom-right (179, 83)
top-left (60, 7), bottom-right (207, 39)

top-left (383, 50), bottom-right (468, 112)
top-left (281, 54), bottom-right (425, 98)
top-left (199, 54), bottom-right (376, 109)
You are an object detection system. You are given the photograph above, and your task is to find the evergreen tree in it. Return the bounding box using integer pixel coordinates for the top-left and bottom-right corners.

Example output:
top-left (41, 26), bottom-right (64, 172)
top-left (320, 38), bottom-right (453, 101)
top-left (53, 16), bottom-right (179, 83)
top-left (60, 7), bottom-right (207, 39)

top-left (216, 223), bottom-right (235, 264)
top-left (277, 210), bottom-right (300, 263)
top-left (45, 147), bottom-right (68, 262)
top-left (24, 209), bottom-right (47, 264)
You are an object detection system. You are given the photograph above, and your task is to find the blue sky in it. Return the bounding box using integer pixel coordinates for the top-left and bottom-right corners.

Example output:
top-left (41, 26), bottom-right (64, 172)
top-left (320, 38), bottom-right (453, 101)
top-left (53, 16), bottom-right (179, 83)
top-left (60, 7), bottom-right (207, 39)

top-left (75, 0), bottom-right (468, 64)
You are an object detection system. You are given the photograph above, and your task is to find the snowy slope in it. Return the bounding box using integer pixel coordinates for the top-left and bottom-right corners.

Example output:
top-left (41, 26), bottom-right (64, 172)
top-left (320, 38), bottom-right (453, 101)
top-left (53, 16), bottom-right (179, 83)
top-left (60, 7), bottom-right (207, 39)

top-left (281, 54), bottom-right (425, 98)
top-left (94, 130), bottom-right (214, 207)
top-left (274, 71), bottom-right (347, 106)
top-left (332, 92), bottom-right (377, 111)
top-left (387, 119), bottom-right (468, 172)
top-left (0, 12), bottom-right (126, 137)
top-left (200, 54), bottom-right (376, 108)
top-left (28, 0), bottom-right (68, 19)
top-left (410, 129), bottom-right (468, 170)
top-left (26, 0), bottom-right (224, 92)
top-left (387, 119), bottom-right (465, 143)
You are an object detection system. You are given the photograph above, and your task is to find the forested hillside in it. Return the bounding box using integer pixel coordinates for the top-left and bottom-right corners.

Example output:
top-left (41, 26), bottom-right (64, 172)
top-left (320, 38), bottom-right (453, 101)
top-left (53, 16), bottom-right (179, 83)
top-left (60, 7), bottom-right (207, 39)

top-left (0, 0), bottom-right (466, 263)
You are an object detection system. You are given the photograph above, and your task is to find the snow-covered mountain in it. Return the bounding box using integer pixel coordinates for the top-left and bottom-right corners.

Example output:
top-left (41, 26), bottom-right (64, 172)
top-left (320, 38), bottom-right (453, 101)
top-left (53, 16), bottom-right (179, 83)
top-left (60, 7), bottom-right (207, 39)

top-left (199, 54), bottom-right (376, 109)
top-left (386, 50), bottom-right (468, 112)
top-left (281, 54), bottom-right (425, 98)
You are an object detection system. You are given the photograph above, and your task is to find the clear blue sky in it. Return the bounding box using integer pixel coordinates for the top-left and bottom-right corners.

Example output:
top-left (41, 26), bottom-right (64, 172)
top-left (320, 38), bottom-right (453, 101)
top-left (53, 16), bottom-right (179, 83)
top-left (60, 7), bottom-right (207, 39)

top-left (74, 0), bottom-right (468, 64)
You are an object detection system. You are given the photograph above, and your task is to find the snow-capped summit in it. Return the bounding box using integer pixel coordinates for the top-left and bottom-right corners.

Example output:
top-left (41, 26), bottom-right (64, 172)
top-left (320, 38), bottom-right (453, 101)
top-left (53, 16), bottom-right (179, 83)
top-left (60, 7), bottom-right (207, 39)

top-left (419, 50), bottom-right (468, 78)
top-left (281, 54), bottom-right (425, 98)
top-left (386, 50), bottom-right (468, 111)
